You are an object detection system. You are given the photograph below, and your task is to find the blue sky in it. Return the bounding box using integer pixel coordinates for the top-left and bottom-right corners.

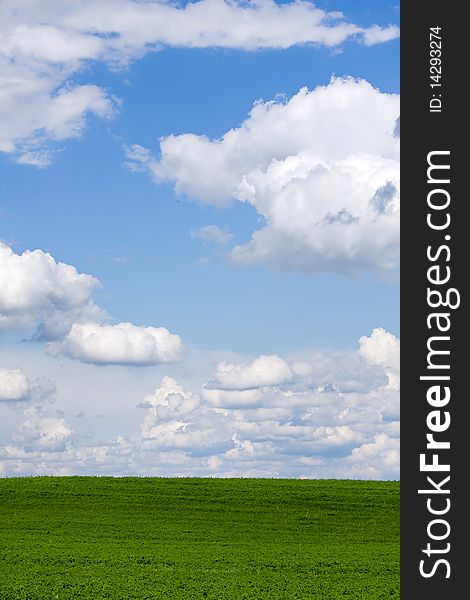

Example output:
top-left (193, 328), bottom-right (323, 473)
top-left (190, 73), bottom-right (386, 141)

top-left (0, 0), bottom-right (400, 478)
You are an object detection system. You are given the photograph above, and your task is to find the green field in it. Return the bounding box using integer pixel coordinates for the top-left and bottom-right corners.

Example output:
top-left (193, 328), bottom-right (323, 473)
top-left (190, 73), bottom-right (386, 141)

top-left (0, 477), bottom-right (399, 599)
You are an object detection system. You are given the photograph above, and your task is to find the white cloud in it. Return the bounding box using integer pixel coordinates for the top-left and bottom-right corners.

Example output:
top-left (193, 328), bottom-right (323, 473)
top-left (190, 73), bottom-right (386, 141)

top-left (12, 406), bottom-right (73, 453)
top-left (16, 149), bottom-right (55, 168)
top-left (202, 387), bottom-right (265, 408)
top-left (359, 327), bottom-right (400, 389)
top-left (0, 368), bottom-right (29, 401)
top-left (140, 376), bottom-right (233, 456)
top-left (362, 25), bottom-right (400, 46)
top-left (0, 242), bottom-right (102, 338)
top-left (128, 78), bottom-right (400, 275)
top-left (290, 350), bottom-right (389, 394)
top-left (133, 329), bottom-right (400, 476)
top-left (190, 225), bottom-right (233, 245)
top-left (110, 255), bottom-right (129, 265)
top-left (1, 1), bottom-right (398, 163)
top-left (0, 329), bottom-right (399, 478)
top-left (47, 322), bottom-right (183, 366)
top-left (343, 433), bottom-right (399, 479)
top-left (0, 243), bottom-right (183, 366)
top-left (141, 376), bottom-right (199, 414)
top-left (0, 55), bottom-right (116, 161)
top-left (208, 354), bottom-right (293, 391)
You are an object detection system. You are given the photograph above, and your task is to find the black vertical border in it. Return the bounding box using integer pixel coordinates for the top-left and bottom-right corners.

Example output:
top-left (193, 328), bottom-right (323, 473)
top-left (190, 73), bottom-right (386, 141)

top-left (401, 3), bottom-right (465, 598)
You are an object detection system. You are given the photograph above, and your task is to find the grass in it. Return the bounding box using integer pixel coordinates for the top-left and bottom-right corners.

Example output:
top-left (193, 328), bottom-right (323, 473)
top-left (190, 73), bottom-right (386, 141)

top-left (0, 477), bottom-right (399, 599)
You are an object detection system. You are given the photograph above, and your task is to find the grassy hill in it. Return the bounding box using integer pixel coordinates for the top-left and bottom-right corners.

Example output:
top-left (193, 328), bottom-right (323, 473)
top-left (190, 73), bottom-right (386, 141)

top-left (0, 477), bottom-right (399, 599)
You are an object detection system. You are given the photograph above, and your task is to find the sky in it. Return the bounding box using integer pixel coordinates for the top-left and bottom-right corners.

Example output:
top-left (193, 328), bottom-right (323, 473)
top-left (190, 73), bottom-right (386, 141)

top-left (0, 0), bottom-right (400, 479)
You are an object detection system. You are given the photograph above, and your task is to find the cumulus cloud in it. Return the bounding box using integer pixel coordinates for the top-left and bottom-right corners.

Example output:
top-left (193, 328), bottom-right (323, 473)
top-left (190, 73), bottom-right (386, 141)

top-left (202, 387), bottom-right (266, 409)
top-left (48, 322), bottom-right (183, 366)
top-left (359, 327), bottom-right (400, 389)
top-left (0, 243), bottom-right (183, 366)
top-left (0, 368), bottom-right (30, 401)
top-left (0, 365), bottom-right (56, 405)
top-left (0, 242), bottom-right (102, 338)
top-left (0, 329), bottom-right (399, 478)
top-left (140, 377), bottom-right (233, 456)
top-left (127, 78), bottom-right (400, 275)
top-left (362, 25), bottom-right (400, 46)
top-left (0, 56), bottom-right (116, 163)
top-left (135, 328), bottom-right (400, 476)
top-left (141, 376), bottom-right (199, 415)
top-left (1, 1), bottom-right (398, 163)
top-left (208, 355), bottom-right (293, 391)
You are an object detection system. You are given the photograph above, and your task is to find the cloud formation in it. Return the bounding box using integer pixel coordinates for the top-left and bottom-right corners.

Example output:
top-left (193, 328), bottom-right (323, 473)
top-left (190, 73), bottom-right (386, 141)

top-left (48, 322), bottom-right (183, 366)
top-left (137, 328), bottom-right (400, 477)
top-left (1, 1), bottom-right (398, 163)
top-left (190, 225), bottom-right (233, 245)
top-left (0, 243), bottom-right (183, 366)
top-left (0, 242), bottom-right (102, 338)
top-left (140, 376), bottom-right (233, 456)
top-left (359, 327), bottom-right (400, 390)
top-left (0, 329), bottom-right (399, 479)
top-left (127, 78), bottom-right (400, 275)
top-left (12, 406), bottom-right (73, 453)
top-left (0, 368), bottom-right (30, 401)
top-left (208, 355), bottom-right (293, 391)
